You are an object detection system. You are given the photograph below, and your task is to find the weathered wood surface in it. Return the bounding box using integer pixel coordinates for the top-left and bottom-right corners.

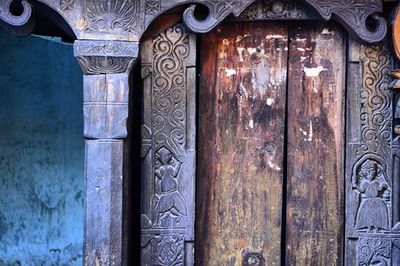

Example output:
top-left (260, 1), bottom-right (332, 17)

top-left (345, 41), bottom-right (396, 266)
top-left (285, 24), bottom-right (345, 265)
top-left (74, 41), bottom-right (138, 265)
top-left (140, 24), bottom-right (196, 265)
top-left (197, 22), bottom-right (288, 265)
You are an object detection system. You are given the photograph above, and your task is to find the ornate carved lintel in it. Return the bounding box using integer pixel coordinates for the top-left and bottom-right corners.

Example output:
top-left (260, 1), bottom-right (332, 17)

top-left (0, 0), bottom-right (388, 43)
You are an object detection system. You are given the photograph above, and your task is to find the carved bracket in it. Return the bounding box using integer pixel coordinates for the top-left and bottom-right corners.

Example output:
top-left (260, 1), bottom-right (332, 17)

top-left (0, 0), bottom-right (388, 43)
top-left (0, 0), bottom-right (34, 35)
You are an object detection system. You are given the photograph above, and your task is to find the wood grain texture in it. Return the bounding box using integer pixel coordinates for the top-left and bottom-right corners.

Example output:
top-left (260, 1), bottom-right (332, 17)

top-left (197, 22), bottom-right (288, 265)
top-left (285, 23), bottom-right (345, 265)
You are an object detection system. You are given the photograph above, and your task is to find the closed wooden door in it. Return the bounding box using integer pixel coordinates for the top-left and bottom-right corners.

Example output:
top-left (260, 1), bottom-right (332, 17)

top-left (196, 21), bottom-right (345, 265)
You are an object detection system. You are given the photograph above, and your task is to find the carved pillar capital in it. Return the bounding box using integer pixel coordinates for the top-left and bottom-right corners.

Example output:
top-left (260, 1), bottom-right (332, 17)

top-left (74, 40), bottom-right (139, 75)
top-left (74, 40), bottom-right (138, 140)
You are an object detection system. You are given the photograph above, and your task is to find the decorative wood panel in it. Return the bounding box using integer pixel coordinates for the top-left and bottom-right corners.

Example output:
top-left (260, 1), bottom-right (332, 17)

top-left (345, 40), bottom-right (400, 265)
top-left (0, 0), bottom-right (387, 43)
top-left (140, 23), bottom-right (196, 265)
top-left (285, 23), bottom-right (345, 265)
top-left (197, 22), bottom-right (289, 265)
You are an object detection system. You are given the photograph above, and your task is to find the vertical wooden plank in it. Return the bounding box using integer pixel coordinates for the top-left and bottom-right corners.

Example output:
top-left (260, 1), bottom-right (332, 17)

top-left (285, 24), bottom-right (345, 265)
top-left (140, 23), bottom-right (196, 265)
top-left (197, 22), bottom-right (288, 265)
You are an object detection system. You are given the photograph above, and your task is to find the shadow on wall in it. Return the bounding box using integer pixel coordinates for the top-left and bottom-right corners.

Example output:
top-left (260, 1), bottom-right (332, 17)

top-left (0, 30), bottom-right (84, 265)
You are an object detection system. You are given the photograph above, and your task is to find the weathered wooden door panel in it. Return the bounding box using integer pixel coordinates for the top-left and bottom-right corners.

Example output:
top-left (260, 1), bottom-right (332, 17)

top-left (197, 22), bottom-right (289, 265)
top-left (285, 24), bottom-right (345, 265)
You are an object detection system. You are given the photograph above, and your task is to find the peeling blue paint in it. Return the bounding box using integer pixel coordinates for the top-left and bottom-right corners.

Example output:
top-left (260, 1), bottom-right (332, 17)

top-left (0, 30), bottom-right (84, 265)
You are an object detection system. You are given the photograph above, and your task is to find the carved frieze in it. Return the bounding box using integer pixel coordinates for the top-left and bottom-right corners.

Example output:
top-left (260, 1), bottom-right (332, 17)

top-left (234, 0), bottom-right (317, 21)
top-left (140, 23), bottom-right (196, 265)
top-left (80, 0), bottom-right (144, 38)
top-left (0, 0), bottom-right (388, 43)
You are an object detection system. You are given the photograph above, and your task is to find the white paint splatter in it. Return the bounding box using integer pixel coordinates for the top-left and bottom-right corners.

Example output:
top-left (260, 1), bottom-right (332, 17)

top-left (225, 68), bottom-right (237, 77)
top-left (303, 66), bottom-right (326, 77)
top-left (266, 98), bottom-right (275, 106)
top-left (308, 120), bottom-right (313, 142)
top-left (297, 47), bottom-right (306, 52)
top-left (321, 28), bottom-right (335, 35)
top-left (237, 47), bottom-right (246, 62)
top-left (300, 121), bottom-right (314, 142)
top-left (247, 47), bottom-right (258, 54)
top-left (249, 120), bottom-right (254, 129)
top-left (268, 160), bottom-right (282, 171)
top-left (265, 34), bottom-right (285, 39)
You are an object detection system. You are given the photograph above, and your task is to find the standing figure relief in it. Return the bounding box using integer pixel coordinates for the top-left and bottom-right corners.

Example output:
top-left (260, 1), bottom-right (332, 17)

top-left (153, 147), bottom-right (187, 227)
top-left (352, 157), bottom-right (391, 232)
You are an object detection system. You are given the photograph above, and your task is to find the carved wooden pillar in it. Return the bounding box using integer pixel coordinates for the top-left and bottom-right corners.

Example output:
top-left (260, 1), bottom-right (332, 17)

top-left (73, 40), bottom-right (138, 265)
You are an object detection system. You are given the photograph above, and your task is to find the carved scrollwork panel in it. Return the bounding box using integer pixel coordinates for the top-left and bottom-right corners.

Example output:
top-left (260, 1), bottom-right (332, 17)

top-left (346, 41), bottom-right (400, 265)
top-left (140, 23), bottom-right (196, 265)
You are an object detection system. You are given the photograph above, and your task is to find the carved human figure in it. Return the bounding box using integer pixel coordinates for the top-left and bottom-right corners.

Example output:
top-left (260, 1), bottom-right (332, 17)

top-left (353, 159), bottom-right (390, 231)
top-left (153, 147), bottom-right (187, 226)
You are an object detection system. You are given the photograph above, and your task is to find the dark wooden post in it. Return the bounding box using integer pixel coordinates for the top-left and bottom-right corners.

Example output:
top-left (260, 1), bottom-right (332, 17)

top-left (73, 40), bottom-right (138, 265)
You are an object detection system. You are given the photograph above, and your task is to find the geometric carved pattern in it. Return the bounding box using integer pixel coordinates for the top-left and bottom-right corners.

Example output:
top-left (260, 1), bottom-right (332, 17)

top-left (141, 23), bottom-right (196, 265)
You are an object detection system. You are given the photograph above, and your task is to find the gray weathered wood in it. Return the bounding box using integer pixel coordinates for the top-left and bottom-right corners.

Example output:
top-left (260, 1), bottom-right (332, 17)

top-left (140, 23), bottom-right (196, 265)
top-left (74, 40), bottom-right (138, 265)
top-left (0, 0), bottom-right (388, 43)
top-left (345, 39), bottom-right (398, 265)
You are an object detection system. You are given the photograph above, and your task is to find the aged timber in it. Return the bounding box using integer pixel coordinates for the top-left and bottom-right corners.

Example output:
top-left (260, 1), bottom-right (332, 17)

top-left (197, 22), bottom-right (288, 265)
top-left (285, 23), bottom-right (345, 265)
top-left (140, 24), bottom-right (196, 265)
top-left (74, 40), bottom-right (138, 265)
top-left (0, 0), bottom-right (387, 43)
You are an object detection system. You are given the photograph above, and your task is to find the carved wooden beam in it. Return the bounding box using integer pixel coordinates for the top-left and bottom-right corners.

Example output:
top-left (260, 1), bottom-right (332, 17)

top-left (73, 40), bottom-right (138, 265)
top-left (0, 0), bottom-right (388, 43)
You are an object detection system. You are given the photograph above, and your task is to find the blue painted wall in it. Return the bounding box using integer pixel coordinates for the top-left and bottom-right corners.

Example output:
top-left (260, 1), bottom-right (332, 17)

top-left (0, 30), bottom-right (84, 265)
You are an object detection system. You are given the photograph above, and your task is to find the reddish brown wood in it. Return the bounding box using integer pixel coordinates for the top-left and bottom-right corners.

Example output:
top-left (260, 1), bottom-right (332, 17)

top-left (197, 22), bottom-right (288, 265)
top-left (285, 23), bottom-right (345, 265)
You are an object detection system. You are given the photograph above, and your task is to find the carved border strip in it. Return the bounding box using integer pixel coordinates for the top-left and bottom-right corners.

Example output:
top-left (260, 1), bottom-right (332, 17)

top-left (140, 23), bottom-right (196, 265)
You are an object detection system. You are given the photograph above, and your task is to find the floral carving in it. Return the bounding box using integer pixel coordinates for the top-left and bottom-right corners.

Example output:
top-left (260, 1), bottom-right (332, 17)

top-left (146, 1), bottom-right (161, 15)
top-left (81, 0), bottom-right (142, 36)
top-left (60, 0), bottom-right (75, 11)
top-left (358, 237), bottom-right (391, 266)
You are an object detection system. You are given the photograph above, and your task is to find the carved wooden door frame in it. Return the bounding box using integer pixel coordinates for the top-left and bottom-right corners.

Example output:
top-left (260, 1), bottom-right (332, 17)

top-left (0, 0), bottom-right (398, 264)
